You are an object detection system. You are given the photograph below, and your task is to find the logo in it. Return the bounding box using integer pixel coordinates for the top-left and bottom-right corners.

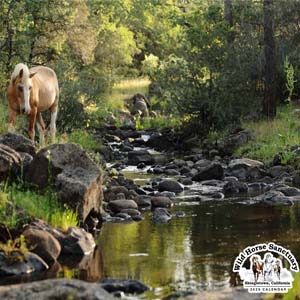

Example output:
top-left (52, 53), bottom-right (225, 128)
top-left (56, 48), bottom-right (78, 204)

top-left (233, 242), bottom-right (299, 293)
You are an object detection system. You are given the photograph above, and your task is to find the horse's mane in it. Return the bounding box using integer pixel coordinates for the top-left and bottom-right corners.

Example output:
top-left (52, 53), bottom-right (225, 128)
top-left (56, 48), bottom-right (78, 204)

top-left (11, 63), bottom-right (30, 81)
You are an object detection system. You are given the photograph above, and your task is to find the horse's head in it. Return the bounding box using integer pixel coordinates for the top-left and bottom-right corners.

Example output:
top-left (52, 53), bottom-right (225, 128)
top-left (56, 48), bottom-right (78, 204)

top-left (11, 63), bottom-right (37, 114)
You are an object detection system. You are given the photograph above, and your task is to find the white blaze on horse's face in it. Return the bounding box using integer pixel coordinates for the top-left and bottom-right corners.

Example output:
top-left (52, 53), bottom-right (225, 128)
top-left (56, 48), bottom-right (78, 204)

top-left (17, 68), bottom-right (35, 115)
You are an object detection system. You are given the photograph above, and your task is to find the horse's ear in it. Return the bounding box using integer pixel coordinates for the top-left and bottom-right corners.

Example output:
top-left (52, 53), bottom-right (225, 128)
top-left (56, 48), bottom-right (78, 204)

top-left (29, 72), bottom-right (37, 78)
top-left (19, 69), bottom-right (23, 79)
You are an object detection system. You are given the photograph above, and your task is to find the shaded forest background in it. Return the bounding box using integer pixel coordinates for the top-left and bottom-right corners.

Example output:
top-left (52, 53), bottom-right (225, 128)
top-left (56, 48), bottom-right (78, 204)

top-left (1, 0), bottom-right (300, 133)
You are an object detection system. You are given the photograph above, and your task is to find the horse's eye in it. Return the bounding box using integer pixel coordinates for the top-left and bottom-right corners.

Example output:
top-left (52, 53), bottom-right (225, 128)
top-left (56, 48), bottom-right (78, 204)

top-left (29, 86), bottom-right (32, 90)
top-left (18, 86), bottom-right (23, 92)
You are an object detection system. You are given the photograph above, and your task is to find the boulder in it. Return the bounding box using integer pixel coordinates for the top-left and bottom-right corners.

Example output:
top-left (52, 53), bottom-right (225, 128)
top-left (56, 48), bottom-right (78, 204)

top-left (100, 278), bottom-right (149, 294)
top-left (0, 279), bottom-right (113, 300)
top-left (0, 252), bottom-right (48, 276)
top-left (128, 150), bottom-right (153, 165)
top-left (152, 208), bottom-right (172, 223)
top-left (255, 190), bottom-right (293, 206)
top-left (218, 130), bottom-right (252, 155)
top-left (151, 196), bottom-right (173, 208)
top-left (107, 199), bottom-right (138, 213)
top-left (158, 179), bottom-right (184, 193)
top-left (223, 181), bottom-right (248, 194)
top-left (0, 132), bottom-right (35, 156)
top-left (227, 158), bottom-right (264, 180)
top-left (268, 165), bottom-right (292, 178)
top-left (25, 143), bottom-right (103, 222)
top-left (192, 163), bottom-right (224, 182)
top-left (0, 144), bottom-right (22, 181)
top-left (23, 228), bottom-right (61, 264)
top-left (57, 227), bottom-right (96, 256)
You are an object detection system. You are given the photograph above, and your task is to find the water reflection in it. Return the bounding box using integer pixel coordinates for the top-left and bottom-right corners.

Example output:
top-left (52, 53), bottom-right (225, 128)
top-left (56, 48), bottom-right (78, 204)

top-left (98, 201), bottom-right (300, 298)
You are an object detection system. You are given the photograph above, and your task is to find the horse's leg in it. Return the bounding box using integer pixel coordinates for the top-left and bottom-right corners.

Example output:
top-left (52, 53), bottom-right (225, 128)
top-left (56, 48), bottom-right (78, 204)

top-left (36, 112), bottom-right (45, 146)
top-left (8, 108), bottom-right (17, 132)
top-left (28, 107), bottom-right (37, 141)
top-left (49, 106), bottom-right (58, 143)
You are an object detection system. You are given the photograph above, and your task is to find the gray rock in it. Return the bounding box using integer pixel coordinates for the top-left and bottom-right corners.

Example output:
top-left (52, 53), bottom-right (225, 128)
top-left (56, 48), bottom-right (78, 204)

top-left (158, 179), bottom-right (184, 193)
top-left (0, 132), bottom-right (35, 156)
top-left (107, 199), bottom-right (138, 213)
top-left (151, 196), bottom-right (173, 208)
top-left (218, 130), bottom-right (252, 156)
top-left (23, 228), bottom-right (61, 264)
top-left (25, 143), bottom-right (103, 222)
top-left (0, 278), bottom-right (113, 300)
top-left (192, 162), bottom-right (224, 181)
top-left (255, 190), bottom-right (293, 206)
top-left (269, 166), bottom-right (292, 178)
top-left (165, 169), bottom-right (180, 176)
top-left (227, 158), bottom-right (264, 180)
top-left (274, 186), bottom-right (300, 196)
top-left (134, 196), bottom-right (152, 209)
top-left (0, 252), bottom-right (48, 276)
top-left (57, 227), bottom-right (96, 256)
top-left (0, 144), bottom-right (22, 181)
top-left (100, 278), bottom-right (149, 294)
top-left (224, 181), bottom-right (248, 194)
top-left (120, 208), bottom-right (141, 216)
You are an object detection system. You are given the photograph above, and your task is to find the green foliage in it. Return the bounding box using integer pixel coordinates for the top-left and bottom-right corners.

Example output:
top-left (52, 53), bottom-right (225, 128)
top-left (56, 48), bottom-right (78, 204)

top-left (236, 105), bottom-right (300, 164)
top-left (68, 129), bottom-right (99, 152)
top-left (0, 235), bottom-right (28, 264)
top-left (283, 273), bottom-right (300, 300)
top-left (284, 57), bottom-right (296, 103)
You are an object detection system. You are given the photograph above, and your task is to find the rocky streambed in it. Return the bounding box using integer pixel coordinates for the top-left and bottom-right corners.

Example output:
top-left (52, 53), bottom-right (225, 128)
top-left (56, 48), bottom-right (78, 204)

top-left (0, 127), bottom-right (300, 299)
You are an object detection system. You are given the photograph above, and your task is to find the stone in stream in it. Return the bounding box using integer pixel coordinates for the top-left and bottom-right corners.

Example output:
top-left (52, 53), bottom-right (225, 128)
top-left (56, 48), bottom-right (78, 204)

top-left (100, 278), bottom-right (149, 294)
top-left (255, 190), bottom-right (293, 206)
top-left (120, 208), bottom-right (141, 217)
top-left (29, 220), bottom-right (96, 256)
top-left (57, 227), bottom-right (96, 256)
top-left (0, 252), bottom-right (48, 276)
top-left (226, 158), bottom-right (264, 180)
top-left (151, 196), bottom-right (173, 208)
top-left (223, 181), bottom-right (248, 195)
top-left (0, 278), bottom-right (113, 300)
top-left (268, 165), bottom-right (292, 178)
top-left (192, 162), bottom-right (224, 182)
top-left (165, 169), bottom-right (180, 176)
top-left (152, 208), bottom-right (172, 223)
top-left (23, 227), bottom-right (61, 264)
top-left (128, 150), bottom-right (167, 165)
top-left (107, 199), bottom-right (138, 213)
top-left (134, 196), bottom-right (152, 209)
top-left (273, 185), bottom-right (300, 196)
top-left (25, 143), bottom-right (103, 222)
top-left (158, 179), bottom-right (184, 193)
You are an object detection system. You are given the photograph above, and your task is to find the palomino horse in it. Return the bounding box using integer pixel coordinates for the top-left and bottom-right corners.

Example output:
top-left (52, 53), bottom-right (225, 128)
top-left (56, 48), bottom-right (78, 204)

top-left (7, 63), bottom-right (59, 144)
top-left (251, 255), bottom-right (264, 283)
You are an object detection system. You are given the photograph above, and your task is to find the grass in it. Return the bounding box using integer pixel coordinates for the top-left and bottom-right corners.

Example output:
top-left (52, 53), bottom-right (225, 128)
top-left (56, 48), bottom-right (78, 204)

top-left (236, 105), bottom-right (300, 164)
top-left (67, 129), bottom-right (99, 152)
top-left (108, 78), bottom-right (150, 110)
top-left (0, 183), bottom-right (78, 231)
top-left (135, 114), bottom-right (182, 130)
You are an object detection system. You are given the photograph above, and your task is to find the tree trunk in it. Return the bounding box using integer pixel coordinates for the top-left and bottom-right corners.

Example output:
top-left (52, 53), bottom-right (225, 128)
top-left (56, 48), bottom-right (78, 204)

top-left (224, 0), bottom-right (234, 43)
top-left (263, 0), bottom-right (276, 118)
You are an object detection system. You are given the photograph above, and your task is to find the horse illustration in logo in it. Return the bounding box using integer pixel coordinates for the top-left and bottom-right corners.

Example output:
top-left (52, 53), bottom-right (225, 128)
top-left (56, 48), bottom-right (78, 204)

top-left (251, 255), bottom-right (264, 282)
top-left (251, 253), bottom-right (282, 282)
